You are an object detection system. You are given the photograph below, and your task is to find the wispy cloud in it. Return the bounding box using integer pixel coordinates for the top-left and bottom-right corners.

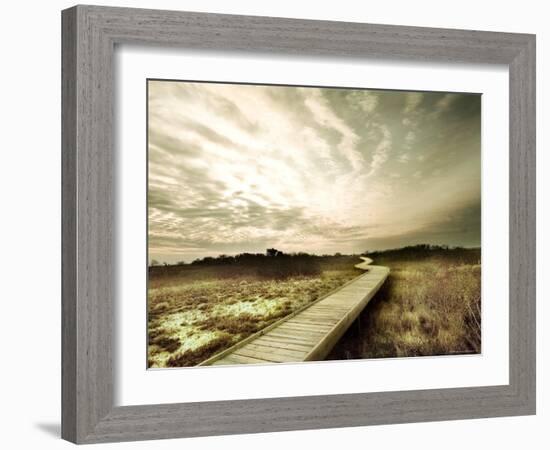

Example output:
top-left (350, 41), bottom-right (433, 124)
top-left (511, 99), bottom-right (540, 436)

top-left (403, 92), bottom-right (424, 115)
top-left (366, 124), bottom-right (392, 176)
top-left (303, 88), bottom-right (364, 172)
top-left (148, 81), bottom-right (481, 263)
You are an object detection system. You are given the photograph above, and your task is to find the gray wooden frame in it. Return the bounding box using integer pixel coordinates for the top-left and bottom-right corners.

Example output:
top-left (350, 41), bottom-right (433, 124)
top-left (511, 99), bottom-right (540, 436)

top-left (62, 4), bottom-right (536, 444)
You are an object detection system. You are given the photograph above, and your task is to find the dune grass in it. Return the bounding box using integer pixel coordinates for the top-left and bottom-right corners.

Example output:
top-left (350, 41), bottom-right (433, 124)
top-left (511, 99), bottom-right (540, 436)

top-left (148, 259), bottom-right (360, 368)
top-left (148, 248), bottom-right (481, 367)
top-left (327, 250), bottom-right (481, 360)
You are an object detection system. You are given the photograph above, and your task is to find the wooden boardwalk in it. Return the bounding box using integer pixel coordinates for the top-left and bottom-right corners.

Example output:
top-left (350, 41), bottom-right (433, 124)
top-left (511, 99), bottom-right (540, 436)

top-left (200, 257), bottom-right (389, 366)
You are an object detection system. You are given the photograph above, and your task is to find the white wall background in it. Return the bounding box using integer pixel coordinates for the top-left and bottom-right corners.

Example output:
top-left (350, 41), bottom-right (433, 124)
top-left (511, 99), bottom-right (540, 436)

top-left (0, 0), bottom-right (546, 448)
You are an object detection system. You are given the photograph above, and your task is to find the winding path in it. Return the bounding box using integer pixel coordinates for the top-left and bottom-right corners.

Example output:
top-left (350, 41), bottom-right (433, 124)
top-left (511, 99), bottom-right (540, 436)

top-left (200, 257), bottom-right (390, 366)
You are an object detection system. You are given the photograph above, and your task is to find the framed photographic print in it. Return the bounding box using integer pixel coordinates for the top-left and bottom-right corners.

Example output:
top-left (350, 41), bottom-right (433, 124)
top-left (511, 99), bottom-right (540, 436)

top-left (62, 5), bottom-right (536, 444)
top-left (145, 80), bottom-right (482, 369)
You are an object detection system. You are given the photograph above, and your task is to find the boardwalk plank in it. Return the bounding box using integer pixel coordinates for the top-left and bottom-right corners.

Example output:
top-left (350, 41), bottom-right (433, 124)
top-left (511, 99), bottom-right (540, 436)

top-left (253, 338), bottom-right (313, 352)
top-left (201, 259), bottom-right (389, 366)
top-left (213, 354), bottom-right (273, 365)
top-left (266, 331), bottom-right (321, 342)
top-left (291, 319), bottom-right (340, 327)
top-left (236, 345), bottom-right (307, 361)
top-left (244, 342), bottom-right (309, 354)
top-left (278, 322), bottom-right (333, 331)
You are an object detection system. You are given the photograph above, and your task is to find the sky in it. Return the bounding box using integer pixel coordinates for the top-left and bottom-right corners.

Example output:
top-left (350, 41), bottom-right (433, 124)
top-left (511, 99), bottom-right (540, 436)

top-left (148, 80), bottom-right (481, 264)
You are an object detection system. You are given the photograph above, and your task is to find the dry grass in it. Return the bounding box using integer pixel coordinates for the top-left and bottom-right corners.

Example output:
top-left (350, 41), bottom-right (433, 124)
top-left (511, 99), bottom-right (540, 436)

top-left (148, 266), bottom-right (359, 367)
top-left (148, 249), bottom-right (481, 367)
top-left (327, 253), bottom-right (481, 360)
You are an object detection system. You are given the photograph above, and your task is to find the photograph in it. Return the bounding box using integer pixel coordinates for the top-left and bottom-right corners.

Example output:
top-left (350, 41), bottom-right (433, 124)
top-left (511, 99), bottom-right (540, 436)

top-left (146, 80), bottom-right (482, 369)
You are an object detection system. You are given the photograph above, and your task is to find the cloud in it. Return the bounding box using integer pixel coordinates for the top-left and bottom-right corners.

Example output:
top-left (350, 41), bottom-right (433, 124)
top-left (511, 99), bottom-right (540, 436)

top-left (398, 153), bottom-right (411, 164)
top-left (366, 124), bottom-right (392, 176)
top-left (148, 81), bottom-right (481, 263)
top-left (405, 131), bottom-right (416, 145)
top-left (357, 201), bottom-right (481, 251)
top-left (302, 89), bottom-right (365, 172)
top-left (403, 92), bottom-right (424, 114)
top-left (434, 93), bottom-right (457, 114)
top-left (347, 91), bottom-right (379, 114)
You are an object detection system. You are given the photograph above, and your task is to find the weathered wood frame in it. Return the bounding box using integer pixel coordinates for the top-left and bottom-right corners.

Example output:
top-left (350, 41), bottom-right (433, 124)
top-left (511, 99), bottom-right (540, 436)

top-left (62, 5), bottom-right (536, 444)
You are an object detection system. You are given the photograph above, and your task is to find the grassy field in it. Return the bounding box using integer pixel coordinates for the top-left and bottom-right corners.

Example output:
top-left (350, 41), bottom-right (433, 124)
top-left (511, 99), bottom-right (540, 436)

top-left (327, 247), bottom-right (481, 360)
top-left (148, 255), bottom-right (361, 367)
top-left (148, 247), bottom-right (481, 367)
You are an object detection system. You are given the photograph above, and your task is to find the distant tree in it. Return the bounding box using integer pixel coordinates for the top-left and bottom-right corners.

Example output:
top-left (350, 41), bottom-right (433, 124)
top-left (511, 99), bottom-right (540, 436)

top-left (150, 259), bottom-right (159, 267)
top-left (266, 248), bottom-right (283, 257)
top-left (191, 256), bottom-right (209, 265)
top-left (176, 260), bottom-right (186, 266)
